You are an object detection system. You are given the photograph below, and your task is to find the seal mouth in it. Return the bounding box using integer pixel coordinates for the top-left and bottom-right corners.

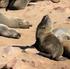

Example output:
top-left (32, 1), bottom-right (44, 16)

top-left (19, 23), bottom-right (32, 29)
top-left (17, 19), bottom-right (32, 29)
top-left (23, 24), bottom-right (32, 29)
top-left (14, 33), bottom-right (21, 39)
top-left (8, 33), bottom-right (21, 39)
top-left (23, 25), bottom-right (32, 29)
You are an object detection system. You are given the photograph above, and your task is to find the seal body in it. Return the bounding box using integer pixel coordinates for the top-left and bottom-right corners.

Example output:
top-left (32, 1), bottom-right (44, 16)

top-left (6, 0), bottom-right (31, 10)
top-left (0, 0), bottom-right (60, 9)
top-left (53, 28), bottom-right (70, 42)
top-left (0, 24), bottom-right (21, 39)
top-left (53, 28), bottom-right (70, 59)
top-left (0, 13), bottom-right (32, 29)
top-left (34, 15), bottom-right (65, 60)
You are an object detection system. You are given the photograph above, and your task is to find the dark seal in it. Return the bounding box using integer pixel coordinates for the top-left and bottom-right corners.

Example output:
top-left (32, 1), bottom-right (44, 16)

top-left (34, 15), bottom-right (65, 61)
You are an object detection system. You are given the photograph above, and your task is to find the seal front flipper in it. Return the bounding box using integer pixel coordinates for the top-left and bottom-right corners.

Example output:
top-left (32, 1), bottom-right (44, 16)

top-left (6, 0), bottom-right (16, 11)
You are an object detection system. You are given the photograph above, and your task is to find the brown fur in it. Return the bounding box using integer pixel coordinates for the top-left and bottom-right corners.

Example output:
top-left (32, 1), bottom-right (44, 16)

top-left (34, 15), bottom-right (65, 61)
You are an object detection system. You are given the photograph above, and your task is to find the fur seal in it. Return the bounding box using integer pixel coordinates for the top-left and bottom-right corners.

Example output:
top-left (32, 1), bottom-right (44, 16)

top-left (0, 0), bottom-right (60, 9)
top-left (6, 0), bottom-right (31, 11)
top-left (33, 15), bottom-right (65, 61)
top-left (0, 24), bottom-right (21, 39)
top-left (53, 28), bottom-right (70, 42)
top-left (52, 28), bottom-right (70, 58)
top-left (0, 13), bottom-right (32, 29)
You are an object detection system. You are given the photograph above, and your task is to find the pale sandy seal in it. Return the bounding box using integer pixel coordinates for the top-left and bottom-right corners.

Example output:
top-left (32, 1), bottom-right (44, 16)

top-left (0, 24), bottom-right (21, 39)
top-left (53, 28), bottom-right (70, 59)
top-left (0, 13), bottom-right (32, 29)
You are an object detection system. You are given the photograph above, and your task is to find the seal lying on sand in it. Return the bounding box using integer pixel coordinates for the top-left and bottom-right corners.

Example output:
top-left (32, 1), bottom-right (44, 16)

top-left (0, 0), bottom-right (60, 10)
top-left (0, 13), bottom-right (32, 29)
top-left (0, 0), bottom-right (31, 10)
top-left (6, 0), bottom-right (31, 11)
top-left (0, 24), bottom-right (21, 39)
top-left (53, 28), bottom-right (70, 58)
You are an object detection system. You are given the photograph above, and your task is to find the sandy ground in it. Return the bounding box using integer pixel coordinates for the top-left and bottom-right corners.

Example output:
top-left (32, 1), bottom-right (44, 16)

top-left (0, 0), bottom-right (70, 69)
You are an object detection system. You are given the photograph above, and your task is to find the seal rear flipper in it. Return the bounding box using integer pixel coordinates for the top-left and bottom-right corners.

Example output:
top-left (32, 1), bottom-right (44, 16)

top-left (54, 56), bottom-right (68, 61)
top-left (37, 52), bottom-right (52, 59)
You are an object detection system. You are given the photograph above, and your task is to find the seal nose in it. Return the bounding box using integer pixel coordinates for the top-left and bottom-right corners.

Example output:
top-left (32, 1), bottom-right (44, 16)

top-left (14, 33), bottom-right (21, 39)
top-left (15, 33), bottom-right (21, 39)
